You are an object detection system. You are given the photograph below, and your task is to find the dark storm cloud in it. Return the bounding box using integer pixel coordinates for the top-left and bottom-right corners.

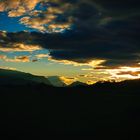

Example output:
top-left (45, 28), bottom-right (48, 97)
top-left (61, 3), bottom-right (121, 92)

top-left (0, 0), bottom-right (140, 67)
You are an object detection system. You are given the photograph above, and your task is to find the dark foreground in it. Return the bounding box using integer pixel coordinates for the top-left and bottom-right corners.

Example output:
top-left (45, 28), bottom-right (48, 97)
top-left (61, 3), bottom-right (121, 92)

top-left (0, 84), bottom-right (140, 139)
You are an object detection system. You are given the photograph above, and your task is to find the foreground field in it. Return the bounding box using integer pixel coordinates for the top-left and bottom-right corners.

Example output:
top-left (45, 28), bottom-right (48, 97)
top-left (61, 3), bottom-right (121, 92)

top-left (0, 85), bottom-right (140, 139)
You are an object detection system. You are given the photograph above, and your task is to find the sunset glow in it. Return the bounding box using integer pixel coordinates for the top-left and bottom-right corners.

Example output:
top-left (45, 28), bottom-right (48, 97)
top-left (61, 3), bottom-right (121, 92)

top-left (0, 0), bottom-right (140, 85)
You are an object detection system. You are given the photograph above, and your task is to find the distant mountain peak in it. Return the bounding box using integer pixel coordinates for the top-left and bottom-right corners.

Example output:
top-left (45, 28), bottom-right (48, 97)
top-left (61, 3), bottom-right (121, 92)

top-left (69, 81), bottom-right (88, 87)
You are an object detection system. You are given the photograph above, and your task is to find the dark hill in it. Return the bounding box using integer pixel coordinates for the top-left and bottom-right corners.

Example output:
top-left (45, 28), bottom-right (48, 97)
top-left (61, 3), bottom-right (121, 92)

top-left (0, 68), bottom-right (51, 85)
top-left (69, 81), bottom-right (88, 87)
top-left (0, 69), bottom-right (140, 138)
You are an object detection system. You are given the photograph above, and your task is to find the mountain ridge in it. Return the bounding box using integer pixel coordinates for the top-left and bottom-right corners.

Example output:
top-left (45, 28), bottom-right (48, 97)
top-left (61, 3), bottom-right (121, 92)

top-left (0, 68), bottom-right (51, 86)
top-left (1, 68), bottom-right (140, 88)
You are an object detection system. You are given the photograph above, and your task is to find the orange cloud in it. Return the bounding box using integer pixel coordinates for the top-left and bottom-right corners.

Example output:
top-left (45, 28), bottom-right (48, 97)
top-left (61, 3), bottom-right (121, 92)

top-left (60, 76), bottom-right (77, 85)
top-left (87, 80), bottom-right (95, 85)
top-left (47, 54), bottom-right (106, 67)
top-left (36, 54), bottom-right (49, 59)
top-left (0, 43), bottom-right (41, 52)
top-left (0, 0), bottom-right (41, 16)
top-left (0, 55), bottom-right (30, 62)
top-left (0, 0), bottom-right (73, 32)
top-left (0, 55), bottom-right (6, 59)
top-left (117, 71), bottom-right (140, 77)
top-left (20, 14), bottom-right (57, 32)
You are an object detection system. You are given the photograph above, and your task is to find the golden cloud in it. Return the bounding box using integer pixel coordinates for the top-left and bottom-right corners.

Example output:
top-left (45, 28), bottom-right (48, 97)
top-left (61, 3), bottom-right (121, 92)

top-left (47, 55), bottom-right (106, 67)
top-left (20, 14), bottom-right (57, 32)
top-left (0, 0), bottom-right (41, 15)
top-left (0, 55), bottom-right (30, 62)
top-left (80, 65), bottom-right (140, 83)
top-left (12, 56), bottom-right (30, 62)
top-left (8, 6), bottom-right (26, 17)
top-left (60, 76), bottom-right (77, 85)
top-left (117, 71), bottom-right (140, 77)
top-left (0, 66), bottom-right (16, 70)
top-left (47, 17), bottom-right (73, 33)
top-left (36, 54), bottom-right (49, 59)
top-left (0, 43), bottom-right (41, 52)
top-left (110, 67), bottom-right (140, 79)
top-left (87, 80), bottom-right (95, 85)
top-left (92, 66), bottom-right (140, 82)
top-left (0, 0), bottom-right (73, 32)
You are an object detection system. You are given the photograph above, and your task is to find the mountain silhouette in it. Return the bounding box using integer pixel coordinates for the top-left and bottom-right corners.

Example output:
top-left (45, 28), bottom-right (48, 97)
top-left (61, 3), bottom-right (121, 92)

top-left (1, 68), bottom-right (140, 90)
top-left (69, 81), bottom-right (88, 87)
top-left (0, 69), bottom-right (140, 138)
top-left (0, 68), bottom-right (51, 86)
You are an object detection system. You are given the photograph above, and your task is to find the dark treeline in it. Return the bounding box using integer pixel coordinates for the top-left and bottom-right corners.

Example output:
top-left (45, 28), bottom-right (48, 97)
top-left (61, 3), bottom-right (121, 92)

top-left (0, 80), bottom-right (140, 139)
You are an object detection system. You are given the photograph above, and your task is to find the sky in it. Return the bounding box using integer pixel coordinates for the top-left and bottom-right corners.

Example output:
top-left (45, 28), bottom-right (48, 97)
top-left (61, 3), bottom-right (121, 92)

top-left (0, 0), bottom-right (140, 85)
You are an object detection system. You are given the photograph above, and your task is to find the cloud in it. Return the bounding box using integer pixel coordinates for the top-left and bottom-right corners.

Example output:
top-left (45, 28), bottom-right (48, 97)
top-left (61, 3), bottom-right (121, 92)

top-left (36, 54), bottom-right (49, 59)
top-left (0, 43), bottom-right (41, 52)
top-left (47, 55), bottom-right (106, 67)
top-left (0, 0), bottom-right (140, 69)
top-left (80, 66), bottom-right (140, 83)
top-left (19, 2), bottom-right (73, 32)
top-left (34, 52), bottom-right (106, 67)
top-left (0, 0), bottom-right (41, 15)
top-left (8, 6), bottom-right (26, 17)
top-left (0, 55), bottom-right (6, 59)
top-left (0, 55), bottom-right (30, 62)
top-left (87, 80), bottom-right (95, 85)
top-left (0, 31), bottom-right (41, 52)
top-left (60, 76), bottom-right (77, 85)
top-left (103, 66), bottom-right (140, 81)
top-left (0, 0), bottom-right (73, 32)
top-left (0, 66), bottom-right (16, 70)
top-left (20, 15), bottom-right (56, 32)
top-left (117, 71), bottom-right (140, 77)
top-left (78, 74), bottom-right (87, 77)
top-left (10, 56), bottom-right (30, 62)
